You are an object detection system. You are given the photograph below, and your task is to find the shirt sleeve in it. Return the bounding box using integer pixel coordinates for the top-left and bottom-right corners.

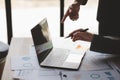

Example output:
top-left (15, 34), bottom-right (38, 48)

top-left (90, 35), bottom-right (120, 54)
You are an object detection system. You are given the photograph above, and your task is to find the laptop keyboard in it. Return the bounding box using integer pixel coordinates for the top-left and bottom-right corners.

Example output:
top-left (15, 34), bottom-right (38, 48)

top-left (41, 48), bottom-right (70, 66)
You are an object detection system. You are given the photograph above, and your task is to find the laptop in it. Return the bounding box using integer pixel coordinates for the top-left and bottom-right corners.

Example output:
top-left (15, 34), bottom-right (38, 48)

top-left (31, 18), bottom-right (86, 70)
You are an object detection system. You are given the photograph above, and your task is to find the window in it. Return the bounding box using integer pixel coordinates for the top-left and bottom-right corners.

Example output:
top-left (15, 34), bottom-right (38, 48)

top-left (5, 0), bottom-right (98, 43)
top-left (11, 0), bottom-right (61, 38)
top-left (0, 0), bottom-right (7, 43)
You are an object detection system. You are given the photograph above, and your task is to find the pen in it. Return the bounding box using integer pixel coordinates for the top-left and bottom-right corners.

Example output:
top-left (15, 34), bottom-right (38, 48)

top-left (65, 28), bottom-right (89, 38)
top-left (59, 71), bottom-right (63, 80)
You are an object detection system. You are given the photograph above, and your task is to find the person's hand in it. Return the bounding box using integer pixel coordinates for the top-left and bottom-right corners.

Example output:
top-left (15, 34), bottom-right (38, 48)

top-left (68, 29), bottom-right (94, 42)
top-left (61, 1), bottom-right (80, 23)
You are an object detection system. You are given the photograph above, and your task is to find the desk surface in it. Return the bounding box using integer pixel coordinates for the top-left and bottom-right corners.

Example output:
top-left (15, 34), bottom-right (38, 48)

top-left (2, 37), bottom-right (119, 80)
top-left (2, 37), bottom-right (33, 80)
top-left (2, 37), bottom-right (85, 80)
top-left (2, 37), bottom-right (91, 80)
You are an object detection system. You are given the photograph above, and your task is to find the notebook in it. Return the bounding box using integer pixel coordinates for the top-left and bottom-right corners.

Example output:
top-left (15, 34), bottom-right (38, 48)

top-left (31, 18), bottom-right (86, 70)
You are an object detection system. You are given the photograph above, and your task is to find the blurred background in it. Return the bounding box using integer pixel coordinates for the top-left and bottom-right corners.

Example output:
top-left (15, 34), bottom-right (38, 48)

top-left (0, 0), bottom-right (98, 43)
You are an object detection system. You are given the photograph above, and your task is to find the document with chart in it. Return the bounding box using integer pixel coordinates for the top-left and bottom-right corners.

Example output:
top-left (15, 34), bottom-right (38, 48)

top-left (62, 69), bottom-right (120, 80)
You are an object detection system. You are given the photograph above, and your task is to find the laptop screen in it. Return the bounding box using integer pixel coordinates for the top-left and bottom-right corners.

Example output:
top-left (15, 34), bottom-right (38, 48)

top-left (31, 18), bottom-right (53, 63)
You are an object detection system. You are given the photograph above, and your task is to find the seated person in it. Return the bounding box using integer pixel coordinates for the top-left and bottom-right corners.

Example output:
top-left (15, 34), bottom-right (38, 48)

top-left (61, 0), bottom-right (120, 54)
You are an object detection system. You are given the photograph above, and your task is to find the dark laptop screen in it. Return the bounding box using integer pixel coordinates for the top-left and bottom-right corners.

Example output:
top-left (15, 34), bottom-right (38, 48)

top-left (31, 18), bottom-right (53, 63)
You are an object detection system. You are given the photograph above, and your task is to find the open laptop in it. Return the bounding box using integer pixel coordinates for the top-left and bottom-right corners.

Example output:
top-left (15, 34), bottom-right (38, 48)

top-left (31, 18), bottom-right (86, 70)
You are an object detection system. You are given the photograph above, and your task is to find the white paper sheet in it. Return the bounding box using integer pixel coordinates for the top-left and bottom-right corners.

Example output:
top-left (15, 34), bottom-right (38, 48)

top-left (12, 46), bottom-right (59, 80)
top-left (62, 69), bottom-right (120, 80)
top-left (80, 50), bottom-right (111, 70)
top-left (26, 70), bottom-right (61, 80)
top-left (11, 55), bottom-right (40, 70)
top-left (13, 70), bottom-right (61, 80)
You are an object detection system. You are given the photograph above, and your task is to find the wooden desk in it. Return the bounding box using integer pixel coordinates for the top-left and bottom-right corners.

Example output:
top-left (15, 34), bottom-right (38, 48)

top-left (2, 37), bottom-right (90, 80)
top-left (2, 37), bottom-right (33, 80)
top-left (2, 37), bottom-right (120, 80)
